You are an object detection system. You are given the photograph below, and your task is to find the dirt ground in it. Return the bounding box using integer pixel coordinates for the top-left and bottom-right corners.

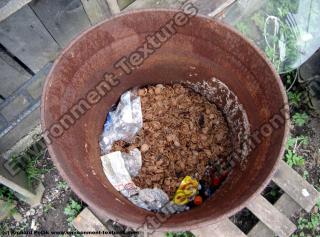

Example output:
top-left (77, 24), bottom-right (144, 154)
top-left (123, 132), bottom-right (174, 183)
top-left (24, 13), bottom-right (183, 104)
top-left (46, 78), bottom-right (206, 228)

top-left (0, 151), bottom-right (82, 235)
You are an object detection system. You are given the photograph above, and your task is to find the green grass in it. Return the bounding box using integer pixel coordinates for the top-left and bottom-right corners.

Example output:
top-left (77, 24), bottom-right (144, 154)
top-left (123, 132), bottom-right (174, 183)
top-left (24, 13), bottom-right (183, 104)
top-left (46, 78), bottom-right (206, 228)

top-left (0, 185), bottom-right (14, 202)
top-left (166, 232), bottom-right (195, 237)
top-left (0, 185), bottom-right (15, 208)
top-left (0, 185), bottom-right (17, 222)
top-left (6, 140), bottom-right (52, 188)
top-left (24, 151), bottom-right (52, 186)
top-left (10, 145), bottom-right (53, 187)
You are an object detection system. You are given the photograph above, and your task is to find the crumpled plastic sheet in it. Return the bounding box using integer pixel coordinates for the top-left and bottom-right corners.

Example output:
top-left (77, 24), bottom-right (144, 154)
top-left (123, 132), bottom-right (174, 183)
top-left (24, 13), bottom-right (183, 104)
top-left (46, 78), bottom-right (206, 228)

top-left (100, 89), bottom-right (180, 212)
top-left (100, 90), bottom-right (143, 154)
top-left (101, 151), bottom-right (170, 212)
top-left (129, 188), bottom-right (169, 211)
top-left (122, 148), bottom-right (142, 178)
top-left (138, 188), bottom-right (169, 211)
top-left (101, 151), bottom-right (140, 197)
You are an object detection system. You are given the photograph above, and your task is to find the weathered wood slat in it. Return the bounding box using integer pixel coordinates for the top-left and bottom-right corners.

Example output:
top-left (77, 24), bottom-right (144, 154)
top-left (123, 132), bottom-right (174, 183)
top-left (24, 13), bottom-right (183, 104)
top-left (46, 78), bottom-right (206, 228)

top-left (192, 0), bottom-right (230, 16)
top-left (0, 47), bottom-right (30, 74)
top-left (125, 0), bottom-right (182, 10)
top-left (81, 0), bottom-right (111, 25)
top-left (150, 232), bottom-right (166, 237)
top-left (0, 0), bottom-right (32, 23)
top-left (125, 0), bottom-right (232, 16)
top-left (106, 0), bottom-right (121, 14)
top-left (193, 219), bottom-right (246, 237)
top-left (0, 158), bottom-right (44, 207)
top-left (192, 223), bottom-right (219, 237)
top-left (72, 207), bottom-right (112, 237)
top-left (30, 0), bottom-right (91, 47)
top-left (248, 193), bottom-right (301, 237)
top-left (207, 0), bottom-right (237, 17)
top-left (118, 0), bottom-right (136, 10)
top-left (0, 56), bottom-right (31, 98)
top-left (272, 160), bottom-right (320, 212)
top-left (247, 195), bottom-right (296, 237)
top-left (0, 6), bottom-right (60, 73)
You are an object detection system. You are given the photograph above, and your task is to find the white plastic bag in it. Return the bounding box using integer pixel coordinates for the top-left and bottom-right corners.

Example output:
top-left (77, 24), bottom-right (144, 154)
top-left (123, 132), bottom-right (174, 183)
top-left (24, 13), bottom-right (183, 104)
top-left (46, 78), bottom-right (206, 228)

top-left (101, 151), bottom-right (170, 211)
top-left (101, 151), bottom-right (140, 197)
top-left (100, 90), bottom-right (143, 154)
top-left (100, 90), bottom-right (171, 212)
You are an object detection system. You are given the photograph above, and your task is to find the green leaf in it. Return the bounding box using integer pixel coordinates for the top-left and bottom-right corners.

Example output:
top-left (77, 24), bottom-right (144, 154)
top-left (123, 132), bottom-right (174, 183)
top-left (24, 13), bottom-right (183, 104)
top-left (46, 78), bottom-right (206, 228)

top-left (286, 137), bottom-right (296, 149)
top-left (292, 113), bottom-right (309, 127)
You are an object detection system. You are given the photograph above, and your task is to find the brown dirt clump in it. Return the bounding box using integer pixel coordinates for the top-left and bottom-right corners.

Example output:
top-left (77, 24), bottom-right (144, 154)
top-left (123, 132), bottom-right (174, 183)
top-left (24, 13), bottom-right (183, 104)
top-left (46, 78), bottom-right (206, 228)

top-left (112, 84), bottom-right (233, 198)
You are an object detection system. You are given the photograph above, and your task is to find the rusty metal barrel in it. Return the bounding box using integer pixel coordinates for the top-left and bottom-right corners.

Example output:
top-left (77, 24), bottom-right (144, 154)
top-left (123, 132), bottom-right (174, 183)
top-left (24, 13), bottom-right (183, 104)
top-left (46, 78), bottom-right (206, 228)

top-left (41, 10), bottom-right (289, 231)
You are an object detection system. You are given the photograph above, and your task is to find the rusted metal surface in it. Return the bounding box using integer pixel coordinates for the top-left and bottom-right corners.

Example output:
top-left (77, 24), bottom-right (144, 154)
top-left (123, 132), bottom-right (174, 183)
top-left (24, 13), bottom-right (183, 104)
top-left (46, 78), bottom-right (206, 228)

top-left (41, 10), bottom-right (289, 231)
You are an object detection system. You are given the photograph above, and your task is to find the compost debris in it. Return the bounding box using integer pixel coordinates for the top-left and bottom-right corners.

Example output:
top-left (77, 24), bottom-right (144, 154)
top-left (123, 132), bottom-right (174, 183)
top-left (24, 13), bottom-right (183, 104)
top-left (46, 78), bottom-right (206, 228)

top-left (100, 84), bottom-right (235, 212)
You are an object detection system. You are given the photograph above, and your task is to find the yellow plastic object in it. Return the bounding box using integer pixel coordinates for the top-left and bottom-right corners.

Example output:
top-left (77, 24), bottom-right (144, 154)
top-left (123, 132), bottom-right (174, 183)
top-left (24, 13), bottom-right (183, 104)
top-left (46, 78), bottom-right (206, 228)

top-left (173, 176), bottom-right (199, 205)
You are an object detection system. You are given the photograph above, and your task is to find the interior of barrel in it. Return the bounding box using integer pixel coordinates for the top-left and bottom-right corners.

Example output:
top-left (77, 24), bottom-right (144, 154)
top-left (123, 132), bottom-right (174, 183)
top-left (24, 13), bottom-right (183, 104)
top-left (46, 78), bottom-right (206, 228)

top-left (41, 10), bottom-right (289, 230)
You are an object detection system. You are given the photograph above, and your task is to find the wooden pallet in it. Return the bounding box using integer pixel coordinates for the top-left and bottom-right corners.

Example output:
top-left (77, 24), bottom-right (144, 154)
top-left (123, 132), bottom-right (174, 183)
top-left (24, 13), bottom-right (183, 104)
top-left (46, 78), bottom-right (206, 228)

top-left (0, 0), bottom-right (235, 72)
top-left (73, 160), bottom-right (320, 237)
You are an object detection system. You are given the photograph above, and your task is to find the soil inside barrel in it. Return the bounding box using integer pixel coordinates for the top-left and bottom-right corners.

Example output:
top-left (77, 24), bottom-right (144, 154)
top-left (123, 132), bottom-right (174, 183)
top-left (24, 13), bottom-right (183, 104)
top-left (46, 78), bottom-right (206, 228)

top-left (112, 84), bottom-right (234, 199)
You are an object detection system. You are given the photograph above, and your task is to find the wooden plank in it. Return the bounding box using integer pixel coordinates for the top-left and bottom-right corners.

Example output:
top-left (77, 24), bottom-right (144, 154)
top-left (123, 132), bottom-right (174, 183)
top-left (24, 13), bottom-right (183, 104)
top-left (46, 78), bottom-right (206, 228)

top-left (106, 0), bottom-right (120, 14)
top-left (0, 47), bottom-right (31, 74)
top-left (118, 0), bottom-right (136, 10)
top-left (207, 0), bottom-right (237, 17)
top-left (0, 158), bottom-right (44, 207)
top-left (0, 5), bottom-right (60, 73)
top-left (247, 195), bottom-right (296, 237)
top-left (192, 0), bottom-right (229, 16)
top-left (248, 193), bottom-right (301, 237)
top-left (192, 219), bottom-right (246, 237)
top-left (73, 207), bottom-right (112, 237)
top-left (0, 56), bottom-right (31, 98)
top-left (125, 0), bottom-right (182, 10)
top-left (192, 222), bottom-right (219, 237)
top-left (81, 0), bottom-right (111, 25)
top-left (272, 160), bottom-right (320, 212)
top-left (150, 232), bottom-right (166, 237)
top-left (125, 0), bottom-right (231, 16)
top-left (29, 0), bottom-right (91, 47)
top-left (0, 0), bottom-right (32, 23)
